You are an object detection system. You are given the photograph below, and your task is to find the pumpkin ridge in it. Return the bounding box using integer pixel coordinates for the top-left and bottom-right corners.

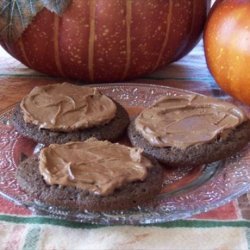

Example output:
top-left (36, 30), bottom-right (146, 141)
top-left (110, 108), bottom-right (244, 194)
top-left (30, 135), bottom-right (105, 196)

top-left (174, 0), bottom-right (196, 60)
top-left (53, 15), bottom-right (65, 76)
top-left (88, 0), bottom-right (96, 82)
top-left (18, 37), bottom-right (31, 67)
top-left (153, 0), bottom-right (173, 71)
top-left (121, 0), bottom-right (132, 80)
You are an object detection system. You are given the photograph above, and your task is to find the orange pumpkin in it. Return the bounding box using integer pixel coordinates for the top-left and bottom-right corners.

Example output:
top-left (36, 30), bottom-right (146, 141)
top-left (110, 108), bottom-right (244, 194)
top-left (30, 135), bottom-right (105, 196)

top-left (204, 0), bottom-right (250, 105)
top-left (1, 0), bottom-right (210, 82)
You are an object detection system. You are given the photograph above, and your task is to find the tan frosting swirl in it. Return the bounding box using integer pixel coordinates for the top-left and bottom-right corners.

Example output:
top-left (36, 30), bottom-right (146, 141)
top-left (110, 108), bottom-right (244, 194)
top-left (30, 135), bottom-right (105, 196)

top-left (135, 94), bottom-right (247, 149)
top-left (20, 83), bottom-right (117, 132)
top-left (39, 138), bottom-right (152, 196)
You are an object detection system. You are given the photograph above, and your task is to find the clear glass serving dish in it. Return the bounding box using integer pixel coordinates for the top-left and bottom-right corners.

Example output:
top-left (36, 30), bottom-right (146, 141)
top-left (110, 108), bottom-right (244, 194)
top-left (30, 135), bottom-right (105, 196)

top-left (0, 83), bottom-right (250, 225)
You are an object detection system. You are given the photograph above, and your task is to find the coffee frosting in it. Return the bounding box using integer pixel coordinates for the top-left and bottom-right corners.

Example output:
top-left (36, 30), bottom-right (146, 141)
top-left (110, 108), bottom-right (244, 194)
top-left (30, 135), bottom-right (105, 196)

top-left (135, 94), bottom-right (247, 149)
top-left (20, 83), bottom-right (117, 132)
top-left (39, 138), bottom-right (152, 196)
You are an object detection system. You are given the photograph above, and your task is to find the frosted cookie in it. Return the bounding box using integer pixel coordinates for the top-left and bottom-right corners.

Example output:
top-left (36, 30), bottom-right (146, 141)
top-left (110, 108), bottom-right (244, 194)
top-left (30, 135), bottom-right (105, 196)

top-left (12, 83), bottom-right (129, 144)
top-left (16, 138), bottom-right (163, 212)
top-left (128, 94), bottom-right (250, 167)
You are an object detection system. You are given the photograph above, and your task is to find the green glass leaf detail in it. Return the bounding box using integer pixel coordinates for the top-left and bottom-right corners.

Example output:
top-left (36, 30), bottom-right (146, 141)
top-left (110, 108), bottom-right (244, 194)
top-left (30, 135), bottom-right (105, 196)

top-left (0, 0), bottom-right (71, 43)
top-left (0, 0), bottom-right (44, 43)
top-left (41, 0), bottom-right (71, 15)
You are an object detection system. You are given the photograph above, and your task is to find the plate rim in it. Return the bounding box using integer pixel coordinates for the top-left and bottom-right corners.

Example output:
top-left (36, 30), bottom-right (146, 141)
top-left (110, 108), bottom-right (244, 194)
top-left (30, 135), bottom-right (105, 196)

top-left (0, 82), bottom-right (250, 225)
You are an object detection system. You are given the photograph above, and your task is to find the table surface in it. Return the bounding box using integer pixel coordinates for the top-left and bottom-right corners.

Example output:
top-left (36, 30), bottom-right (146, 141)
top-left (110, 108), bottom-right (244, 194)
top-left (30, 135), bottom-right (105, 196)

top-left (1, 40), bottom-right (250, 249)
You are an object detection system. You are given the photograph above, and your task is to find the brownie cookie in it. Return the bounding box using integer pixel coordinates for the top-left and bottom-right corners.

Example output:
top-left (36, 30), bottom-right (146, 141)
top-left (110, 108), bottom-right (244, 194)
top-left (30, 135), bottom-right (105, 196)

top-left (128, 118), bottom-right (250, 167)
top-left (128, 93), bottom-right (250, 167)
top-left (13, 100), bottom-right (129, 145)
top-left (16, 139), bottom-right (163, 212)
top-left (12, 83), bottom-right (129, 144)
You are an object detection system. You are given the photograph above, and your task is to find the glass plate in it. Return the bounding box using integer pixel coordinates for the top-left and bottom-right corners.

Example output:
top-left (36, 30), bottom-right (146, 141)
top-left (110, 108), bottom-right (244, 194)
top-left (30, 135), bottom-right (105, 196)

top-left (0, 83), bottom-right (250, 225)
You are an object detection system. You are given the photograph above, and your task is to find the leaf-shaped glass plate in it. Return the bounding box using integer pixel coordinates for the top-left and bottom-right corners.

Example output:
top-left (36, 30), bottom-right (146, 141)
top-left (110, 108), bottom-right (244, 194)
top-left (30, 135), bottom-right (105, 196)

top-left (0, 83), bottom-right (250, 225)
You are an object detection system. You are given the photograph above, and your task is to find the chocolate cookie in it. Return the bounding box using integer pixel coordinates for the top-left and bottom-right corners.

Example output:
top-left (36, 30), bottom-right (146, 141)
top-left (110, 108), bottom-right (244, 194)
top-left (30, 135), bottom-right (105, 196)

top-left (12, 100), bottom-right (129, 145)
top-left (16, 155), bottom-right (163, 212)
top-left (128, 93), bottom-right (250, 167)
top-left (128, 118), bottom-right (250, 167)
